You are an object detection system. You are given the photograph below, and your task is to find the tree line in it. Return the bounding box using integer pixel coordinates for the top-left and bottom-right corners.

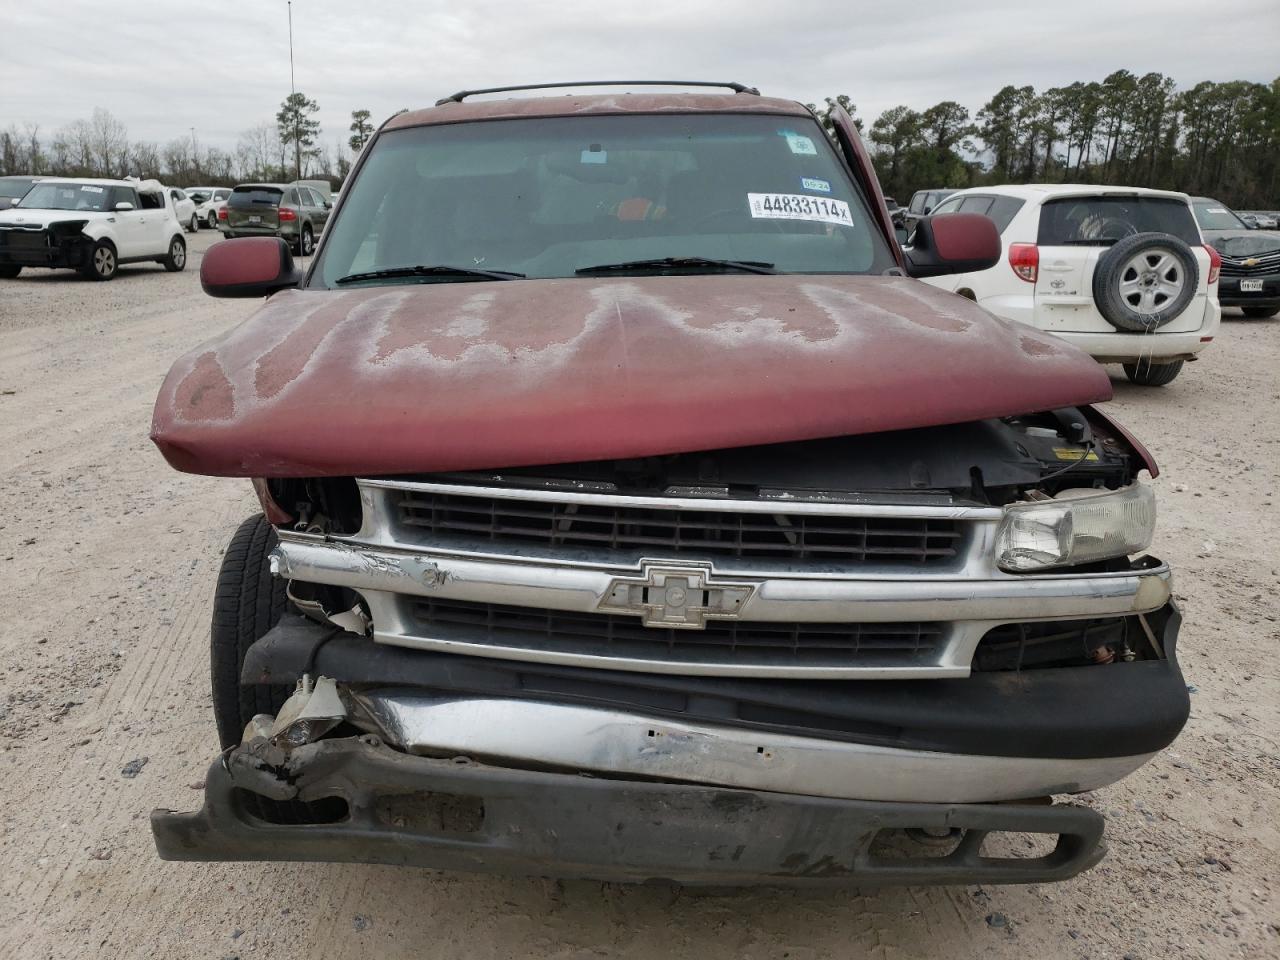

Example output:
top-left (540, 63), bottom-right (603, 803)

top-left (4, 71), bottom-right (1277, 207)
top-left (0, 94), bottom-right (388, 188)
top-left (811, 70), bottom-right (1279, 207)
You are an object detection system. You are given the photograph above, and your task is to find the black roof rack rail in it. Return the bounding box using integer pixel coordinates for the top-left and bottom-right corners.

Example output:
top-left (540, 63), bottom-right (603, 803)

top-left (435, 80), bottom-right (760, 106)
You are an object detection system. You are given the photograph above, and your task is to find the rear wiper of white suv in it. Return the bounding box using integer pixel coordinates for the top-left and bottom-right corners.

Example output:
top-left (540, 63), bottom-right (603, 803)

top-left (334, 264), bottom-right (526, 284)
top-left (576, 256), bottom-right (776, 275)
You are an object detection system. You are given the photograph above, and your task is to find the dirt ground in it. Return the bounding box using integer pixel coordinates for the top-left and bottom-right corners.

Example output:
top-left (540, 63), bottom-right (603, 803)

top-left (0, 230), bottom-right (1276, 959)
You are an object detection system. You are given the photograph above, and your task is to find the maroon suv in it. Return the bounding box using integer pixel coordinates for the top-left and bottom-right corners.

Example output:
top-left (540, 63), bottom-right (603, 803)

top-left (149, 82), bottom-right (1187, 886)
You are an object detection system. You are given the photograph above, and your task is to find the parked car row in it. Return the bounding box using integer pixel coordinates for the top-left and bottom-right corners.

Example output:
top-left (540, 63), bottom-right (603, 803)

top-left (0, 176), bottom-right (337, 280)
top-left (0, 177), bottom-right (187, 280)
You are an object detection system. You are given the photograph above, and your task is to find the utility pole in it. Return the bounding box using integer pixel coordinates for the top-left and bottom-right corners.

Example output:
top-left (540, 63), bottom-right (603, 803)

top-left (190, 126), bottom-right (199, 178)
top-left (288, 1), bottom-right (300, 182)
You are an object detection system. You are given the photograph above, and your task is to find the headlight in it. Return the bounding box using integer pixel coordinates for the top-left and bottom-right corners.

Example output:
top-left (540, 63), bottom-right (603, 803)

top-left (996, 484), bottom-right (1156, 572)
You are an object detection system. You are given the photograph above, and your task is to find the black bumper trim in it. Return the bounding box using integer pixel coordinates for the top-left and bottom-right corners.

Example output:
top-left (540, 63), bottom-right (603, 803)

top-left (244, 606), bottom-right (1189, 761)
top-left (152, 737), bottom-right (1106, 886)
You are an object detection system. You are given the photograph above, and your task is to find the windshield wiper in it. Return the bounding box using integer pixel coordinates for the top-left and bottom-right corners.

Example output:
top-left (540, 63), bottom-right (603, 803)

top-left (334, 264), bottom-right (526, 285)
top-left (575, 256), bottom-right (775, 276)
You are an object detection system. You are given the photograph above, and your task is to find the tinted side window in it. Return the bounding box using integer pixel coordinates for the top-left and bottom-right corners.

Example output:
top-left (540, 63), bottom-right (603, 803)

top-left (215, 189), bottom-right (231, 201)
top-left (109, 187), bottom-right (138, 209)
top-left (958, 195), bottom-right (994, 216)
top-left (931, 196), bottom-right (963, 215)
top-left (284, 188), bottom-right (300, 205)
top-left (1038, 196), bottom-right (1200, 246)
top-left (908, 192), bottom-right (926, 213)
top-left (987, 196), bottom-right (1025, 233)
top-left (139, 190), bottom-right (164, 210)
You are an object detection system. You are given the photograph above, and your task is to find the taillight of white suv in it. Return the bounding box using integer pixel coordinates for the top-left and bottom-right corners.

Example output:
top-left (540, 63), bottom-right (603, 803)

top-left (1008, 243), bottom-right (1038, 283)
top-left (1204, 244), bottom-right (1221, 285)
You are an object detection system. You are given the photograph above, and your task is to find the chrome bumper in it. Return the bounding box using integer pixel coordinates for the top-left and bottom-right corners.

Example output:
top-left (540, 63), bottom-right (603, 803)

top-left (350, 693), bottom-right (1154, 803)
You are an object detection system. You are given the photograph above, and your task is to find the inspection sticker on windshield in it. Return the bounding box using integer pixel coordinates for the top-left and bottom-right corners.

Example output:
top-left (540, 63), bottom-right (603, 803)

top-left (801, 177), bottom-right (831, 193)
top-left (782, 132), bottom-right (817, 155)
top-left (748, 193), bottom-right (852, 226)
top-left (80, 186), bottom-right (103, 193)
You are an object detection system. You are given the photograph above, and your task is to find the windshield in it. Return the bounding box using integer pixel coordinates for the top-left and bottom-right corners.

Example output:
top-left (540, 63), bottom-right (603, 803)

top-left (18, 182), bottom-right (112, 212)
top-left (1192, 201), bottom-right (1247, 231)
top-left (229, 187), bottom-right (283, 208)
top-left (1038, 196), bottom-right (1201, 246)
top-left (312, 113), bottom-right (895, 287)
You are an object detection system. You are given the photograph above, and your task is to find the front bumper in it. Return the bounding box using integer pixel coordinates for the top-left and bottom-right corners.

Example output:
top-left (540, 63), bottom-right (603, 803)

top-left (1216, 274), bottom-right (1280, 308)
top-left (153, 736), bottom-right (1106, 886)
top-left (0, 226), bottom-right (90, 268)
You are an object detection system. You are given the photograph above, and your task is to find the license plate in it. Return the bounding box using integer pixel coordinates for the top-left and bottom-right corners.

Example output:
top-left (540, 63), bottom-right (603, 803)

top-left (248, 215), bottom-right (261, 224)
top-left (1240, 279), bottom-right (1263, 292)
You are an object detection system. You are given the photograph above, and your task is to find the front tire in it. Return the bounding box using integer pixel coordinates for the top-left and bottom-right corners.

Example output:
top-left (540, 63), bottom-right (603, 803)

top-left (163, 235), bottom-right (186, 272)
top-left (0, 264), bottom-right (20, 279)
top-left (1123, 358), bottom-right (1184, 386)
top-left (188, 213), bottom-right (199, 233)
top-left (207, 211), bottom-right (218, 229)
top-left (211, 515), bottom-right (292, 750)
top-left (1242, 306), bottom-right (1279, 319)
top-left (81, 240), bottom-right (117, 281)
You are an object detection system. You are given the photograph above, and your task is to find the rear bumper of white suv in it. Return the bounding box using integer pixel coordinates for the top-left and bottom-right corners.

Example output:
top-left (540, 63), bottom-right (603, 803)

top-left (979, 293), bottom-right (1220, 364)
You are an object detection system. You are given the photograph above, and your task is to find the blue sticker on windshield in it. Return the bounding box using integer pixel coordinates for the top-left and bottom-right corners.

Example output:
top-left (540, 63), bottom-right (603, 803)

top-left (801, 177), bottom-right (831, 193)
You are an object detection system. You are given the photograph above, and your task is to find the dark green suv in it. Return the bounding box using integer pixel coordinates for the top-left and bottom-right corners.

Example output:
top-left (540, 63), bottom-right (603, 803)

top-left (223, 182), bottom-right (330, 255)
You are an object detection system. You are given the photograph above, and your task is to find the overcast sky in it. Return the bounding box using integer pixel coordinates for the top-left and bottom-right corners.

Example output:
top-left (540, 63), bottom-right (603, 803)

top-left (3, 1), bottom-right (1278, 156)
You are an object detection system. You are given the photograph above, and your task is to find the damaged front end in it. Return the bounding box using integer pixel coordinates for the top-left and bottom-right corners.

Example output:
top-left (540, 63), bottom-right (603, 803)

top-left (153, 410), bottom-right (1188, 886)
top-left (0, 219), bottom-right (91, 269)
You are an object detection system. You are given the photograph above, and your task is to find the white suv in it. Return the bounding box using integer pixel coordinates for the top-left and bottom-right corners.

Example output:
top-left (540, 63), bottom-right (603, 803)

top-left (921, 185), bottom-right (1221, 386)
top-left (186, 186), bottom-right (232, 229)
top-left (0, 177), bottom-right (187, 281)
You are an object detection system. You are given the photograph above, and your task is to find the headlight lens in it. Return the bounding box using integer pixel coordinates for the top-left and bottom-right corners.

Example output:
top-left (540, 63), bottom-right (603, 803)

top-left (996, 484), bottom-right (1156, 572)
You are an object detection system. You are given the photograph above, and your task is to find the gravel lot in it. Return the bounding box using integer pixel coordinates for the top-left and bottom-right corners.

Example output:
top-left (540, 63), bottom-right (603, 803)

top-left (0, 230), bottom-right (1276, 959)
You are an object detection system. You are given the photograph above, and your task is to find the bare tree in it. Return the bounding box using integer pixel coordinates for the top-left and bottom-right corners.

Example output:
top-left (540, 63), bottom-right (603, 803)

top-left (236, 122), bottom-right (277, 180)
top-left (88, 107), bottom-right (129, 177)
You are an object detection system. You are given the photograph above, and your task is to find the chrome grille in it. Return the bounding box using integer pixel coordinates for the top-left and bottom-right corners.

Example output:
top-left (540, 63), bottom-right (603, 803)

top-left (406, 596), bottom-right (945, 667)
top-left (1219, 250), bottom-right (1280, 277)
top-left (394, 489), bottom-right (962, 565)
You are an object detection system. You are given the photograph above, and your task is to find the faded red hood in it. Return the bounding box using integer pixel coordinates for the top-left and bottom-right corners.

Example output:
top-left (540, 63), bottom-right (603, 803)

top-left (151, 274), bottom-right (1112, 477)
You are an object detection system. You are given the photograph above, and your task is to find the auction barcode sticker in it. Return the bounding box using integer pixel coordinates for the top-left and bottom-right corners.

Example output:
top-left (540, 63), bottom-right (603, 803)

top-left (748, 193), bottom-right (853, 226)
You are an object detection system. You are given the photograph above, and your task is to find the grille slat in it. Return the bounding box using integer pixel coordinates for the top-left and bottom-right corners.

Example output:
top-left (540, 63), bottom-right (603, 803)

top-left (407, 597), bottom-right (944, 666)
top-left (396, 492), bottom-right (961, 565)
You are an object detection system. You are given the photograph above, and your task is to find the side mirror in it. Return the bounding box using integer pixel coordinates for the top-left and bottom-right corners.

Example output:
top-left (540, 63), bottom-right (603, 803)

top-left (114, 202), bottom-right (135, 212)
top-left (903, 213), bottom-right (1001, 278)
top-left (200, 237), bottom-right (302, 298)
top-left (323, 200), bottom-right (332, 209)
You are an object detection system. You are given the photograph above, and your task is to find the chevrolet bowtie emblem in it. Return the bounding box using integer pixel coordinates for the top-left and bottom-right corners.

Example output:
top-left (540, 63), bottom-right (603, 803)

top-left (597, 562), bottom-right (755, 629)
top-left (1243, 257), bottom-right (1259, 267)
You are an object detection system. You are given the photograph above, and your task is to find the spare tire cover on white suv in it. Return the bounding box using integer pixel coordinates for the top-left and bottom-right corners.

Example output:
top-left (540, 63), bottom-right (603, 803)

top-left (1091, 233), bottom-right (1199, 332)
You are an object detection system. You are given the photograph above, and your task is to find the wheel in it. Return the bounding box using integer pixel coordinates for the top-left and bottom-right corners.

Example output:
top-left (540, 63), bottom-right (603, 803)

top-left (163, 235), bottom-right (186, 272)
top-left (207, 211), bottom-right (218, 229)
top-left (1123, 358), bottom-right (1184, 386)
top-left (1092, 233), bottom-right (1198, 332)
top-left (298, 224), bottom-right (314, 256)
top-left (0, 264), bottom-right (20, 279)
top-left (188, 213), bottom-right (199, 233)
top-left (81, 239), bottom-right (117, 280)
top-left (1242, 306), bottom-right (1279, 318)
top-left (211, 515), bottom-right (292, 750)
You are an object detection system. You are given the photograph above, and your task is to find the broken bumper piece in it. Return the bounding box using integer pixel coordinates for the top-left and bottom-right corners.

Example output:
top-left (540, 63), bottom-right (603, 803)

top-left (152, 736), bottom-right (1105, 886)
